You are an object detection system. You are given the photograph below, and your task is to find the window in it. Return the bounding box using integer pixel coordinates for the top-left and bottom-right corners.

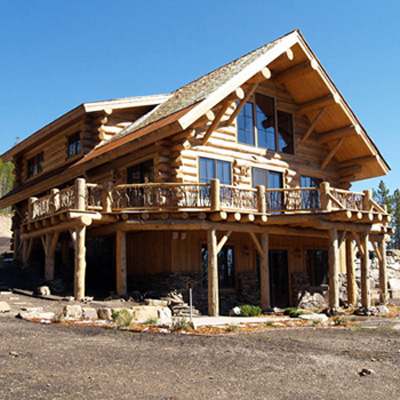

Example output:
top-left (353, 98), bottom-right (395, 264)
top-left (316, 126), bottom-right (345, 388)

top-left (67, 132), bottom-right (82, 158)
top-left (127, 159), bottom-right (154, 184)
top-left (237, 94), bottom-right (294, 154)
top-left (252, 168), bottom-right (283, 189)
top-left (300, 176), bottom-right (322, 209)
top-left (202, 244), bottom-right (235, 288)
top-left (199, 157), bottom-right (231, 185)
top-left (27, 153), bottom-right (43, 178)
top-left (305, 249), bottom-right (329, 287)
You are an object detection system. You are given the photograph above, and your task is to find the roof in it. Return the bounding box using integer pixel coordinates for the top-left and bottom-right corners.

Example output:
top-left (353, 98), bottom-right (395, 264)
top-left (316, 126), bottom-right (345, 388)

top-left (0, 29), bottom-right (391, 207)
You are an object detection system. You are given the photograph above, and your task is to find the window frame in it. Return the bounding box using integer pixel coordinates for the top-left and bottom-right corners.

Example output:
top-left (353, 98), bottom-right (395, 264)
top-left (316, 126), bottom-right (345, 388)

top-left (26, 152), bottom-right (44, 179)
top-left (236, 93), bottom-right (294, 155)
top-left (199, 157), bottom-right (232, 185)
top-left (67, 132), bottom-right (82, 159)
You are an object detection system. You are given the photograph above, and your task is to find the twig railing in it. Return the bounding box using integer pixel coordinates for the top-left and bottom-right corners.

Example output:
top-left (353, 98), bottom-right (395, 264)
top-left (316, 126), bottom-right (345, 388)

top-left (27, 178), bottom-right (388, 221)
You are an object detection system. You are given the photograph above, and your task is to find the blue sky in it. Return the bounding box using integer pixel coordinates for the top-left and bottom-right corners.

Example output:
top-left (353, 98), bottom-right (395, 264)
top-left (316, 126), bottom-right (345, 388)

top-left (0, 1), bottom-right (399, 193)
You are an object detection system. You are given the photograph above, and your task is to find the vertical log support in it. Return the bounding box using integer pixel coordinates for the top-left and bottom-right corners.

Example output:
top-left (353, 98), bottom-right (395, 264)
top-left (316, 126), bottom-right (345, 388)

top-left (328, 227), bottom-right (339, 310)
top-left (345, 237), bottom-right (357, 306)
top-left (116, 230), bottom-right (127, 296)
top-left (379, 239), bottom-right (388, 304)
top-left (360, 232), bottom-right (370, 308)
top-left (257, 185), bottom-right (266, 214)
top-left (319, 182), bottom-right (331, 211)
top-left (260, 232), bottom-right (271, 310)
top-left (73, 226), bottom-right (87, 300)
top-left (103, 181), bottom-right (113, 213)
top-left (74, 178), bottom-right (86, 211)
top-left (363, 190), bottom-right (372, 212)
top-left (210, 179), bottom-right (220, 212)
top-left (44, 233), bottom-right (60, 281)
top-left (28, 197), bottom-right (38, 221)
top-left (207, 228), bottom-right (219, 316)
top-left (50, 188), bottom-right (60, 214)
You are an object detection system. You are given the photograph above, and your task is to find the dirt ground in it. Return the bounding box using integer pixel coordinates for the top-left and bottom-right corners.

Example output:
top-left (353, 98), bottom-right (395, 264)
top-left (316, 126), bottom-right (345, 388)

top-left (0, 311), bottom-right (400, 400)
top-left (1, 215), bottom-right (400, 399)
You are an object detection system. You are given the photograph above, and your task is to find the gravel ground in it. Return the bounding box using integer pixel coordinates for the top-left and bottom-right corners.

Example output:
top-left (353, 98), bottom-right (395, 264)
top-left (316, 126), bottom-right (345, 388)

top-left (1, 312), bottom-right (400, 400)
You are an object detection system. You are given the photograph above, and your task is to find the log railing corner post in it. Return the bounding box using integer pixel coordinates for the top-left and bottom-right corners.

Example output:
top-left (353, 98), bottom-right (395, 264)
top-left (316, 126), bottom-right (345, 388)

top-left (28, 196), bottom-right (38, 222)
top-left (319, 182), bottom-right (331, 211)
top-left (210, 179), bottom-right (220, 212)
top-left (74, 177), bottom-right (86, 211)
top-left (103, 181), bottom-right (113, 213)
top-left (363, 189), bottom-right (372, 212)
top-left (50, 188), bottom-right (60, 214)
top-left (257, 185), bottom-right (266, 214)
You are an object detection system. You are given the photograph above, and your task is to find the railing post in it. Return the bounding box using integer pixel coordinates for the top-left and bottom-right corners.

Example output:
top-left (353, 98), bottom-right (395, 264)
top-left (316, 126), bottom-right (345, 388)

top-left (363, 189), bottom-right (372, 212)
top-left (319, 182), bottom-right (331, 211)
top-left (103, 182), bottom-right (113, 213)
top-left (257, 185), bottom-right (266, 214)
top-left (28, 197), bottom-right (38, 221)
top-left (210, 179), bottom-right (220, 211)
top-left (50, 188), bottom-right (60, 213)
top-left (74, 178), bottom-right (86, 211)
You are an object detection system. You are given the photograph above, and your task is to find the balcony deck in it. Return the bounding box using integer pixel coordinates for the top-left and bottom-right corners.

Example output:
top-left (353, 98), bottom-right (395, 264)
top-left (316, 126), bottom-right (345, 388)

top-left (21, 179), bottom-right (392, 238)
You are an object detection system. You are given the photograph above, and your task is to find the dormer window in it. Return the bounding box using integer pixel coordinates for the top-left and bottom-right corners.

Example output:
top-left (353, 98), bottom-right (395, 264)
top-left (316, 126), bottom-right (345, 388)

top-left (67, 132), bottom-right (81, 158)
top-left (237, 94), bottom-right (294, 155)
top-left (27, 152), bottom-right (43, 179)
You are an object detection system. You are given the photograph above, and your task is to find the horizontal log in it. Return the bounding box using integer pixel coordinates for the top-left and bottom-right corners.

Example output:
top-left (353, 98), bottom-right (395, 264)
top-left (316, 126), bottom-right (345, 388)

top-left (275, 59), bottom-right (318, 85)
top-left (319, 125), bottom-right (361, 144)
top-left (298, 93), bottom-right (340, 115)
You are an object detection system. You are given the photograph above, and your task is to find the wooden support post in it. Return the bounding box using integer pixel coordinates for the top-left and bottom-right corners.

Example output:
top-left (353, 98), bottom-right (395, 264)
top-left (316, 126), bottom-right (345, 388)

top-left (210, 179), bottom-right (220, 212)
top-left (319, 182), bottom-right (332, 211)
top-left (363, 189), bottom-right (372, 212)
top-left (61, 237), bottom-right (70, 266)
top-left (379, 239), bottom-right (388, 304)
top-left (260, 232), bottom-right (270, 310)
top-left (74, 178), bottom-right (86, 211)
top-left (44, 234), bottom-right (55, 281)
top-left (360, 232), bottom-right (370, 309)
top-left (103, 182), bottom-right (113, 212)
top-left (328, 228), bottom-right (339, 310)
top-left (256, 185), bottom-right (266, 214)
top-left (207, 228), bottom-right (219, 316)
top-left (116, 230), bottom-right (127, 296)
top-left (345, 237), bottom-right (357, 306)
top-left (73, 226), bottom-right (87, 300)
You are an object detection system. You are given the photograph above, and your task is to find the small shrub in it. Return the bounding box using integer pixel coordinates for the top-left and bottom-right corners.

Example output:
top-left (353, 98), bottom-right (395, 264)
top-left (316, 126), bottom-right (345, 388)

top-left (265, 322), bottom-right (274, 327)
top-left (171, 317), bottom-right (193, 332)
top-left (332, 315), bottom-right (345, 326)
top-left (143, 318), bottom-right (158, 325)
top-left (283, 307), bottom-right (304, 318)
top-left (111, 311), bottom-right (121, 320)
top-left (113, 309), bottom-right (134, 328)
top-left (239, 305), bottom-right (262, 317)
top-left (226, 323), bottom-right (238, 332)
top-left (312, 320), bottom-right (320, 326)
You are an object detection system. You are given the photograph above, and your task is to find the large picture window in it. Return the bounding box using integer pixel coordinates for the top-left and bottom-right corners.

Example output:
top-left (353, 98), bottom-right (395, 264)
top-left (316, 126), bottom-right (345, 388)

top-left (27, 152), bottom-right (43, 179)
top-left (199, 157), bottom-right (231, 185)
top-left (202, 244), bottom-right (235, 289)
top-left (237, 94), bottom-right (294, 155)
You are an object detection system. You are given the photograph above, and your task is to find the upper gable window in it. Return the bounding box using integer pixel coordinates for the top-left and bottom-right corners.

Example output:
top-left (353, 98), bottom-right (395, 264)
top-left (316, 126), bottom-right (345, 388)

top-left (68, 132), bottom-right (81, 158)
top-left (27, 152), bottom-right (43, 179)
top-left (237, 94), bottom-right (294, 155)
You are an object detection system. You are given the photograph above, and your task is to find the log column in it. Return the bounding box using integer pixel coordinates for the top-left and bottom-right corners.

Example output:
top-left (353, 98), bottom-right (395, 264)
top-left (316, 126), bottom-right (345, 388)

top-left (260, 232), bottom-right (270, 309)
top-left (207, 228), bottom-right (219, 316)
top-left (345, 237), bottom-right (357, 306)
top-left (360, 232), bottom-right (370, 308)
top-left (116, 230), bottom-right (127, 296)
top-left (73, 226), bottom-right (87, 300)
top-left (328, 228), bottom-right (339, 310)
top-left (379, 239), bottom-right (388, 304)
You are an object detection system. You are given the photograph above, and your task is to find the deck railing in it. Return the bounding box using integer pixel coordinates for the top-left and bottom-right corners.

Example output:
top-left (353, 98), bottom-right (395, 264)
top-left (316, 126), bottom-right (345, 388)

top-left (27, 178), bottom-right (386, 221)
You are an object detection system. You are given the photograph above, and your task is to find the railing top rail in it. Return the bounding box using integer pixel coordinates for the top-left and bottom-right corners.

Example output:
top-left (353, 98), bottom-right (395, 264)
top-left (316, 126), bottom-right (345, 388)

top-left (113, 183), bottom-right (208, 189)
top-left (220, 184), bottom-right (257, 192)
top-left (86, 183), bottom-right (104, 188)
top-left (330, 187), bottom-right (364, 196)
top-left (265, 187), bottom-right (319, 193)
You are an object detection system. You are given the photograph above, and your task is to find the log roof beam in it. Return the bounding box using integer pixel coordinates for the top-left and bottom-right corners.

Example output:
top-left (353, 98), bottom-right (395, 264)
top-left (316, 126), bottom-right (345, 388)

top-left (319, 125), bottom-right (361, 144)
top-left (275, 59), bottom-right (318, 85)
top-left (298, 93), bottom-right (341, 115)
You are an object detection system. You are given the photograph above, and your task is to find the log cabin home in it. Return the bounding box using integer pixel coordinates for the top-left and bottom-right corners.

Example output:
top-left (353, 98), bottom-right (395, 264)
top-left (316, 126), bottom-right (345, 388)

top-left (0, 30), bottom-right (392, 315)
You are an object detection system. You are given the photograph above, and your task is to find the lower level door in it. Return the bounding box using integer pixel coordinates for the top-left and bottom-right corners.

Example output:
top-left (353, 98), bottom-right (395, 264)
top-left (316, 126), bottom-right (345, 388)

top-left (269, 250), bottom-right (289, 308)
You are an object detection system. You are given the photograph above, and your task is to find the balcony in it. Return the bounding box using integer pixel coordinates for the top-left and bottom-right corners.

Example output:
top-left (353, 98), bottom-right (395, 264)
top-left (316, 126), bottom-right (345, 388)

top-left (26, 179), bottom-right (390, 227)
